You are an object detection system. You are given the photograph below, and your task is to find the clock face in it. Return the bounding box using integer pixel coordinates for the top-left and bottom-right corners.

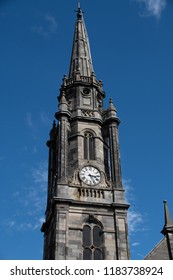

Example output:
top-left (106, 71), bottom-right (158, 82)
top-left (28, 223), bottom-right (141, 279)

top-left (80, 166), bottom-right (101, 186)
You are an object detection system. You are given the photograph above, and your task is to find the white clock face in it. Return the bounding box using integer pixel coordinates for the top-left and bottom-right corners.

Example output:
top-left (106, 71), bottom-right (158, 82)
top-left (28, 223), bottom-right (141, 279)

top-left (80, 166), bottom-right (101, 186)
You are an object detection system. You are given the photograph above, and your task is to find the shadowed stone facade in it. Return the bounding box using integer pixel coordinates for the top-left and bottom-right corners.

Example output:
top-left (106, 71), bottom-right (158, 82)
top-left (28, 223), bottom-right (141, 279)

top-left (41, 6), bottom-right (130, 260)
top-left (145, 201), bottom-right (173, 260)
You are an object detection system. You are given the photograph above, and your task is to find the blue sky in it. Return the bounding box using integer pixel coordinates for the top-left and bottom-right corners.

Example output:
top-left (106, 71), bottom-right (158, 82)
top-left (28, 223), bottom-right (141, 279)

top-left (0, 0), bottom-right (173, 260)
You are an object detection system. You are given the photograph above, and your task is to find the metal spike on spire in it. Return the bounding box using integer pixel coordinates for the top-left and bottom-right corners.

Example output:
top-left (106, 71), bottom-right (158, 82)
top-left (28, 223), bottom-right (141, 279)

top-left (77, 0), bottom-right (82, 19)
top-left (78, 0), bottom-right (80, 9)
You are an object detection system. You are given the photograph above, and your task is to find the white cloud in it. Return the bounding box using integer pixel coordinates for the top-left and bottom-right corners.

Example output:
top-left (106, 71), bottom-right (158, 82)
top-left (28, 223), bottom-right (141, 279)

top-left (26, 112), bottom-right (34, 129)
top-left (32, 13), bottom-right (57, 38)
top-left (4, 161), bottom-right (47, 232)
top-left (123, 179), bottom-right (145, 234)
top-left (16, 216), bottom-right (45, 231)
top-left (23, 161), bottom-right (48, 214)
top-left (132, 242), bottom-right (140, 246)
top-left (40, 111), bottom-right (52, 126)
top-left (32, 25), bottom-right (48, 38)
top-left (12, 191), bottom-right (20, 198)
top-left (26, 112), bottom-right (52, 133)
top-left (123, 179), bottom-right (135, 203)
top-left (5, 220), bottom-right (16, 229)
top-left (32, 161), bottom-right (48, 184)
top-left (44, 14), bottom-right (57, 33)
top-left (135, 0), bottom-right (167, 19)
top-left (128, 210), bottom-right (143, 234)
top-left (5, 217), bottom-right (45, 232)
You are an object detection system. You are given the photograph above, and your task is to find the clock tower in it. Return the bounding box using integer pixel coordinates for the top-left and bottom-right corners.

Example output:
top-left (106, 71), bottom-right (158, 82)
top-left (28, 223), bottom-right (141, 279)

top-left (41, 5), bottom-right (130, 260)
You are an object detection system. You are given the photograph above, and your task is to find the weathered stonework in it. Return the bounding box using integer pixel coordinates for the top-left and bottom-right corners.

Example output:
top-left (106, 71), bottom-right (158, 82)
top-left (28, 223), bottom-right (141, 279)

top-left (41, 6), bottom-right (130, 260)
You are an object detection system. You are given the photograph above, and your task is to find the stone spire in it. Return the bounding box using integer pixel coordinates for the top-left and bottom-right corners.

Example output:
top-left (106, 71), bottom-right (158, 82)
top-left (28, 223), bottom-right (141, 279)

top-left (68, 4), bottom-right (94, 78)
top-left (161, 200), bottom-right (173, 235)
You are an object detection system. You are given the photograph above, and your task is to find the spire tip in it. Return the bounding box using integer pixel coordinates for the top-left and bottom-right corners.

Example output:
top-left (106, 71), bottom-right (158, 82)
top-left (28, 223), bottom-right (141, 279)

top-left (77, 0), bottom-right (83, 19)
top-left (78, 0), bottom-right (80, 9)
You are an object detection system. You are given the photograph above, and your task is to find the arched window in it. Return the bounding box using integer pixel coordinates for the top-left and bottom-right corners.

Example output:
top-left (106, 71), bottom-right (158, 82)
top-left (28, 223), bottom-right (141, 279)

top-left (83, 224), bottom-right (103, 260)
top-left (84, 132), bottom-right (95, 160)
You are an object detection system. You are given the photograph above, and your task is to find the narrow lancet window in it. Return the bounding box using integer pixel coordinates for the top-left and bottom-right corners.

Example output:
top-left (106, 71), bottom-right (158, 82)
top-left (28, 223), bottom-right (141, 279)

top-left (84, 132), bottom-right (95, 160)
top-left (83, 224), bottom-right (103, 260)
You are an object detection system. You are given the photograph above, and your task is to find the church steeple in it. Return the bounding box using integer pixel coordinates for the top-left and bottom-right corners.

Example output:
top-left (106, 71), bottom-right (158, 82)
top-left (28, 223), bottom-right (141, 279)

top-left (42, 4), bottom-right (130, 260)
top-left (69, 4), bottom-right (94, 78)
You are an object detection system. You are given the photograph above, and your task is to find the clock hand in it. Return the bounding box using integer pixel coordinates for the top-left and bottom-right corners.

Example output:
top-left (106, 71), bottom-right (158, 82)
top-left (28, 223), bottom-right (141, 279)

top-left (90, 174), bottom-right (99, 178)
top-left (89, 174), bottom-right (97, 179)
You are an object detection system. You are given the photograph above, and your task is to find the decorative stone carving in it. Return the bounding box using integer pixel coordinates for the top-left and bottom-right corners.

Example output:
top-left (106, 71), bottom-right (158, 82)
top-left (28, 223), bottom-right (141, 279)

top-left (68, 168), bottom-right (80, 185)
top-left (99, 171), bottom-right (112, 188)
top-left (81, 110), bottom-right (94, 117)
top-left (78, 188), bottom-right (105, 199)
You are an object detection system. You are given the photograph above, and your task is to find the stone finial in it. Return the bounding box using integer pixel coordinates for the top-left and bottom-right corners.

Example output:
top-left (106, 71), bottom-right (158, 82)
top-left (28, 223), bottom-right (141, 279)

top-left (62, 75), bottom-right (67, 86)
top-left (163, 200), bottom-right (173, 227)
top-left (58, 92), bottom-right (68, 112)
top-left (161, 200), bottom-right (173, 235)
top-left (108, 98), bottom-right (116, 111)
top-left (106, 98), bottom-right (117, 117)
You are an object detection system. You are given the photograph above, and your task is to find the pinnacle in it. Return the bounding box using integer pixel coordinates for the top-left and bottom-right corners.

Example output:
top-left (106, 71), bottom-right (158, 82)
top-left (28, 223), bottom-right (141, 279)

top-left (161, 200), bottom-right (173, 235)
top-left (108, 98), bottom-right (117, 112)
top-left (163, 200), bottom-right (173, 227)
